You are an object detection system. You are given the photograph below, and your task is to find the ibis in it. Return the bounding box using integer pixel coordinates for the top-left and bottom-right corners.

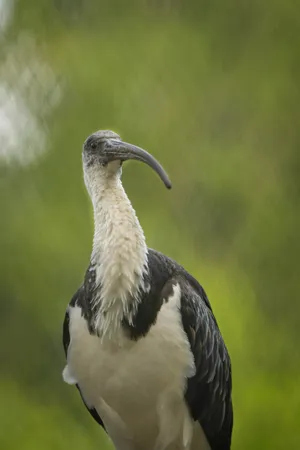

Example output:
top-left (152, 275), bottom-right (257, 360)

top-left (62, 130), bottom-right (233, 450)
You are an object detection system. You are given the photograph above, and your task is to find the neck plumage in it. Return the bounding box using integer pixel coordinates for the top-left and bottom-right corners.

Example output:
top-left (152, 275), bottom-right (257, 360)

top-left (89, 174), bottom-right (148, 338)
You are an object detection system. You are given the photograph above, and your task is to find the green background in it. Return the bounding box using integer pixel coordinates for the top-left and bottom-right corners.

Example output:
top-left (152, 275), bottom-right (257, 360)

top-left (1, 1), bottom-right (299, 449)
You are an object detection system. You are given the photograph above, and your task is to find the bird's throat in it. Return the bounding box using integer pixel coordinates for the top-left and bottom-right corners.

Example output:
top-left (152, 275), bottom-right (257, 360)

top-left (90, 176), bottom-right (148, 338)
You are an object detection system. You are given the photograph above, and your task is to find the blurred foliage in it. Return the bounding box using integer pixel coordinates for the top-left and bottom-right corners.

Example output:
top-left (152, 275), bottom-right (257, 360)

top-left (1, 0), bottom-right (300, 449)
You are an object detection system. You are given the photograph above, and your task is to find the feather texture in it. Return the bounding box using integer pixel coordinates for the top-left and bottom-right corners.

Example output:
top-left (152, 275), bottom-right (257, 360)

top-left (63, 249), bottom-right (233, 450)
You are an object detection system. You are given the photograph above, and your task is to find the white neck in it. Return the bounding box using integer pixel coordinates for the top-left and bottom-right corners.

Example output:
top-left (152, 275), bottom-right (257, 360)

top-left (88, 169), bottom-right (148, 339)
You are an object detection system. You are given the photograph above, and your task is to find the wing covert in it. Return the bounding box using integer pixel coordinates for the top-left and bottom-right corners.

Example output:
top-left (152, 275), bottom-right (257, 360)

top-left (179, 277), bottom-right (233, 450)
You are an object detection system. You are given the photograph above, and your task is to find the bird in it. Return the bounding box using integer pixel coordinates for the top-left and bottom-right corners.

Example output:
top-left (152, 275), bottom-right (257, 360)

top-left (62, 130), bottom-right (233, 450)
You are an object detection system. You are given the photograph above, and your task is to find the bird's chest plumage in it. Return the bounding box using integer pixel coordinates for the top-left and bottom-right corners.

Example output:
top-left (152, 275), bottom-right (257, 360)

top-left (64, 285), bottom-right (198, 449)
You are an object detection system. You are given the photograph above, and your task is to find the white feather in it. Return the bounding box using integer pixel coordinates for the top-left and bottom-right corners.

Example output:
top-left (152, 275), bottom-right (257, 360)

top-left (64, 283), bottom-right (211, 450)
top-left (84, 162), bottom-right (148, 340)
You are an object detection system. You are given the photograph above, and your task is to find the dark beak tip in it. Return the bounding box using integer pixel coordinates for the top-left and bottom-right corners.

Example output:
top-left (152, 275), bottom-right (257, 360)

top-left (114, 139), bottom-right (172, 190)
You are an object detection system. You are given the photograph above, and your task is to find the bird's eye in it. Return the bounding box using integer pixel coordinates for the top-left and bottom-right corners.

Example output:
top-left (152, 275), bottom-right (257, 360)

top-left (90, 142), bottom-right (97, 149)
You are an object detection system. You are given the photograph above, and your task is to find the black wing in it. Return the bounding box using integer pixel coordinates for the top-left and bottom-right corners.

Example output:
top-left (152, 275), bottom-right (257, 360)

top-left (179, 275), bottom-right (233, 450)
top-left (62, 288), bottom-right (105, 430)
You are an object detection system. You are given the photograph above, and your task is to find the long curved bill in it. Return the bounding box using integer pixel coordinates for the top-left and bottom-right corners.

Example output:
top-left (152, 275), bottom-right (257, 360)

top-left (105, 139), bottom-right (172, 189)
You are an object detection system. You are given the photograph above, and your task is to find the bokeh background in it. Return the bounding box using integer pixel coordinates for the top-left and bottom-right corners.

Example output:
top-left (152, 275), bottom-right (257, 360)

top-left (1, 1), bottom-right (300, 449)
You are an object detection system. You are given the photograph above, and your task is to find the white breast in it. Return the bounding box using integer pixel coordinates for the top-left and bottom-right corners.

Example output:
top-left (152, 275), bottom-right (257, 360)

top-left (63, 284), bottom-right (210, 450)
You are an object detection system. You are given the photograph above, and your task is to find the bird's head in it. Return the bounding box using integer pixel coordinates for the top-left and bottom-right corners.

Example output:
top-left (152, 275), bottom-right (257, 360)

top-left (82, 130), bottom-right (171, 195)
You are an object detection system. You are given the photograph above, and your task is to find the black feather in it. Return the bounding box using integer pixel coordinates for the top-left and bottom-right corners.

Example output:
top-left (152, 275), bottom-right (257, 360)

top-left (179, 276), bottom-right (233, 450)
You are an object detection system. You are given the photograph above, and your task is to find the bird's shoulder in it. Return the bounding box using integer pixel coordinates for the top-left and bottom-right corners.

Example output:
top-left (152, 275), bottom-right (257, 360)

top-left (128, 248), bottom-right (214, 339)
top-left (62, 286), bottom-right (81, 356)
top-left (121, 248), bottom-right (201, 339)
top-left (148, 248), bottom-right (213, 309)
top-left (62, 260), bottom-right (98, 353)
